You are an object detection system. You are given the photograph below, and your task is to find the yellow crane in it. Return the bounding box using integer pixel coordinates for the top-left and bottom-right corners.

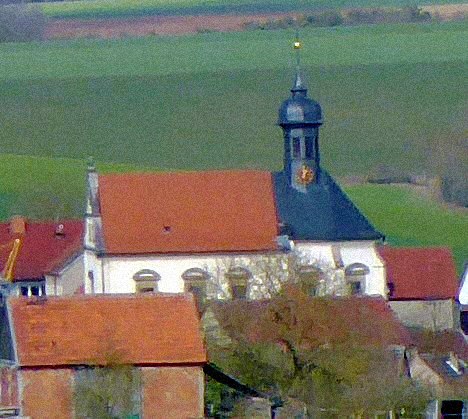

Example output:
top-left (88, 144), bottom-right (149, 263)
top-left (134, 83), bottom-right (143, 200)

top-left (1, 238), bottom-right (22, 282)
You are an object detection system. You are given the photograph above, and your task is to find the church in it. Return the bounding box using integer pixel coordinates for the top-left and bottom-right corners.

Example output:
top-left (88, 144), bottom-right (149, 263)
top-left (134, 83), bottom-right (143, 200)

top-left (78, 40), bottom-right (387, 304)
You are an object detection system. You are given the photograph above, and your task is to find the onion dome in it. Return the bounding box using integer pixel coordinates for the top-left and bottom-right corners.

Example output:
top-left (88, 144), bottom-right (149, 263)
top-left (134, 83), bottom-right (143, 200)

top-left (278, 72), bottom-right (323, 127)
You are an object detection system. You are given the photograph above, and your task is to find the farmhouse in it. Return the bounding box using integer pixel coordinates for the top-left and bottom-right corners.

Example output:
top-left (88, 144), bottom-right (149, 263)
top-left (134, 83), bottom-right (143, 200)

top-left (379, 247), bottom-right (460, 331)
top-left (0, 217), bottom-right (82, 298)
top-left (0, 293), bottom-right (206, 418)
top-left (80, 58), bottom-right (387, 302)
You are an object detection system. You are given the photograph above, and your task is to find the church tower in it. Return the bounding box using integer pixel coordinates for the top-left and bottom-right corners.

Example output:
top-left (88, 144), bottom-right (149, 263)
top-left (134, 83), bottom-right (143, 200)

top-left (278, 36), bottom-right (323, 193)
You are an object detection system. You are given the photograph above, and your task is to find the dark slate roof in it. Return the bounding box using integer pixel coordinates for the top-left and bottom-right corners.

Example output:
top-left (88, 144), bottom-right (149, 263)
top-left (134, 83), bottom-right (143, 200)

top-left (273, 170), bottom-right (383, 241)
top-left (278, 73), bottom-right (323, 126)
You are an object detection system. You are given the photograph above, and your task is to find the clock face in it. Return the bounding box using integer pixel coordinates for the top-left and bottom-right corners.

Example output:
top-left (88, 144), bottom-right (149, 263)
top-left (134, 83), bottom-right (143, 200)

top-left (296, 164), bottom-right (315, 185)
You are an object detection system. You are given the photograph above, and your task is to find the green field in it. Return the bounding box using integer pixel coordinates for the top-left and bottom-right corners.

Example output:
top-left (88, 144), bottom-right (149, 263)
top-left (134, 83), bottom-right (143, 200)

top-left (0, 23), bottom-right (466, 173)
top-left (346, 184), bottom-right (468, 270)
top-left (0, 22), bottom-right (466, 267)
top-left (38, 0), bottom-right (464, 20)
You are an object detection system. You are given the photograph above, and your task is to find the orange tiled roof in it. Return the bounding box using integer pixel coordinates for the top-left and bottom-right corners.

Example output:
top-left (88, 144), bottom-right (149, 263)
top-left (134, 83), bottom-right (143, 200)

top-left (9, 294), bottom-right (207, 367)
top-left (378, 247), bottom-right (458, 300)
top-left (99, 170), bottom-right (279, 254)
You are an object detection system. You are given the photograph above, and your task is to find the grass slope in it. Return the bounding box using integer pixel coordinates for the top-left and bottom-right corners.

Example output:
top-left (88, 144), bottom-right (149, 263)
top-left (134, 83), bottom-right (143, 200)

top-left (0, 24), bottom-right (466, 175)
top-left (38, 0), bottom-right (464, 20)
top-left (345, 185), bottom-right (467, 270)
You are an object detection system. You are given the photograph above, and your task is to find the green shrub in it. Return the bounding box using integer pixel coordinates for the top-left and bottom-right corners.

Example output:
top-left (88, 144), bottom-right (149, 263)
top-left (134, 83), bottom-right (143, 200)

top-left (306, 10), bottom-right (344, 27)
top-left (0, 5), bottom-right (47, 43)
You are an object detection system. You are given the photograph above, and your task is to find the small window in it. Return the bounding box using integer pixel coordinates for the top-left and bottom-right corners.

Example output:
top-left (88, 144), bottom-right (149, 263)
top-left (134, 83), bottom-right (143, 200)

top-left (133, 269), bottom-right (160, 294)
top-left (30, 286), bottom-right (40, 296)
top-left (88, 271), bottom-right (95, 293)
top-left (226, 267), bottom-right (251, 300)
top-left (182, 269), bottom-right (209, 312)
top-left (304, 136), bottom-right (315, 159)
top-left (292, 137), bottom-right (301, 158)
top-left (350, 281), bottom-right (362, 295)
top-left (345, 263), bottom-right (369, 296)
top-left (297, 265), bottom-right (321, 296)
top-left (345, 263), bottom-right (370, 277)
top-left (20, 286), bottom-right (28, 297)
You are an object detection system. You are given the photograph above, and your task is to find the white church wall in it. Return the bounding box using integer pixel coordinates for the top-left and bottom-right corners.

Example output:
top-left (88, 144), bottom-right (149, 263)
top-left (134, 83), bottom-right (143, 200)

top-left (340, 241), bottom-right (386, 296)
top-left (84, 249), bottom-right (104, 294)
top-left (81, 239), bottom-right (386, 299)
top-left (99, 253), bottom-right (285, 298)
top-left (294, 241), bottom-right (386, 297)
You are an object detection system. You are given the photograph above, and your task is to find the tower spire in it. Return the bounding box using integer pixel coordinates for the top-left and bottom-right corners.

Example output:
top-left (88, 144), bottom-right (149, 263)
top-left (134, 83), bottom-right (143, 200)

top-left (292, 30), bottom-right (306, 94)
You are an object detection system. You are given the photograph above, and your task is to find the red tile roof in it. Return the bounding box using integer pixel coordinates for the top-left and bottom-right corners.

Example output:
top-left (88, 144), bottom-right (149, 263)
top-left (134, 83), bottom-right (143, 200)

top-left (0, 220), bottom-right (83, 282)
top-left (9, 293), bottom-right (207, 367)
top-left (378, 247), bottom-right (458, 300)
top-left (410, 329), bottom-right (468, 360)
top-left (99, 170), bottom-right (279, 254)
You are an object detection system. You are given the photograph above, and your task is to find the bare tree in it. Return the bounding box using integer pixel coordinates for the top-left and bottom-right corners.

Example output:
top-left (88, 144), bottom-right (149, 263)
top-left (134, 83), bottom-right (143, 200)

top-left (202, 250), bottom-right (341, 301)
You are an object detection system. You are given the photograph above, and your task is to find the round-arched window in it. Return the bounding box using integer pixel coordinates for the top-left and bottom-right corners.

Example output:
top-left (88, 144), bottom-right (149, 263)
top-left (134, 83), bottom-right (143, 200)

top-left (226, 267), bottom-right (251, 300)
top-left (133, 269), bottom-right (160, 294)
top-left (297, 265), bottom-right (322, 296)
top-left (345, 263), bottom-right (370, 295)
top-left (182, 268), bottom-right (210, 313)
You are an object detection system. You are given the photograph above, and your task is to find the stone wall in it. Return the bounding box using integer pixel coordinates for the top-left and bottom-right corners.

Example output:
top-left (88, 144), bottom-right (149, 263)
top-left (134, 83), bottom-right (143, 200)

top-left (389, 299), bottom-right (457, 331)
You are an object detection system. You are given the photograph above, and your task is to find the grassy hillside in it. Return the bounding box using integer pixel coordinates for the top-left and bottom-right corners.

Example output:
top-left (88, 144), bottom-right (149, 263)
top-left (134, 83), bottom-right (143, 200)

top-left (0, 23), bottom-right (466, 175)
top-left (38, 0), bottom-right (464, 20)
top-left (346, 184), bottom-right (467, 270)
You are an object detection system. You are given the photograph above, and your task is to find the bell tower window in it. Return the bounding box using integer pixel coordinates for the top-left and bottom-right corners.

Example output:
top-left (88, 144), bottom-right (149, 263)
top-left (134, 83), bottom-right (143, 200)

top-left (292, 137), bottom-right (301, 158)
top-left (305, 136), bottom-right (315, 159)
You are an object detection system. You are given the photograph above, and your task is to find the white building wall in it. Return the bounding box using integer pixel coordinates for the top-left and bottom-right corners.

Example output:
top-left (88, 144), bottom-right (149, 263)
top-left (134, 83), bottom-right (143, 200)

top-left (45, 254), bottom-right (84, 296)
top-left (458, 266), bottom-right (468, 304)
top-left (84, 249), bottom-right (104, 294)
top-left (295, 241), bottom-right (386, 296)
top-left (389, 299), bottom-right (456, 331)
top-left (340, 241), bottom-right (386, 296)
top-left (101, 253), bottom-right (271, 298)
top-left (81, 239), bottom-right (385, 299)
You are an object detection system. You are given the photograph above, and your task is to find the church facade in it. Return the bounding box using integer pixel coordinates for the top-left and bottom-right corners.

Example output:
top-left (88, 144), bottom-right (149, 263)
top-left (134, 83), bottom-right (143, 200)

top-left (77, 59), bottom-right (387, 303)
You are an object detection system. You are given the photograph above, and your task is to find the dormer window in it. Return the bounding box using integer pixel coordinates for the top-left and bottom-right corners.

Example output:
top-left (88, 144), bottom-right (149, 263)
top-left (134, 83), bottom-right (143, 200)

top-left (182, 268), bottom-right (209, 312)
top-left (345, 263), bottom-right (370, 295)
top-left (226, 267), bottom-right (251, 300)
top-left (133, 269), bottom-right (160, 294)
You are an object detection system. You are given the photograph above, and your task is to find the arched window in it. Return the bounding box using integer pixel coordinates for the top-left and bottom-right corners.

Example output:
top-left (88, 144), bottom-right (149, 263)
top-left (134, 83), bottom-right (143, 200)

top-left (133, 269), bottom-right (160, 294)
top-left (225, 267), bottom-right (251, 300)
top-left (182, 268), bottom-right (209, 312)
top-left (345, 263), bottom-right (370, 295)
top-left (297, 265), bottom-right (322, 296)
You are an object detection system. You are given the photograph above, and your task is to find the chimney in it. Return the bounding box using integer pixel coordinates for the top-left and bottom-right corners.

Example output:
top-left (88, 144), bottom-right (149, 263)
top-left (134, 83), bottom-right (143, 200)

top-left (9, 216), bottom-right (26, 236)
top-left (55, 223), bottom-right (65, 237)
